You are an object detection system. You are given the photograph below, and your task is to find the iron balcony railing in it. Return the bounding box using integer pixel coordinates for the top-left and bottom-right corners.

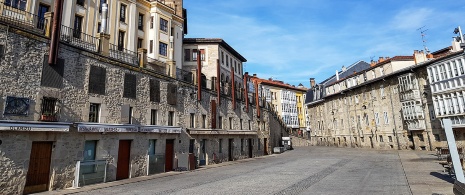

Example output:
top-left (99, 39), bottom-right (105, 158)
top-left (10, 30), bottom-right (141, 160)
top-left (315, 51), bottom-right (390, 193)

top-left (60, 25), bottom-right (99, 52)
top-left (109, 43), bottom-right (138, 66)
top-left (0, 1), bottom-right (45, 34)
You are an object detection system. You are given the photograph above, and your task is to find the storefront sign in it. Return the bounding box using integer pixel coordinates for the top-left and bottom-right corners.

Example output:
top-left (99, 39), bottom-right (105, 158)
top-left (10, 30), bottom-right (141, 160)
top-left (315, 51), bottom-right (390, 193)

top-left (77, 124), bottom-right (138, 133)
top-left (140, 126), bottom-right (182, 134)
top-left (0, 121), bottom-right (70, 132)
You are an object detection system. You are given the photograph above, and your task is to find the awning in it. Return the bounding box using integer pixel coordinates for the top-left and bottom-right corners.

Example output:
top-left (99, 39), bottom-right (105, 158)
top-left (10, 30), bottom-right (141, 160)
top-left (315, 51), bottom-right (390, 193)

top-left (139, 125), bottom-right (182, 134)
top-left (0, 120), bottom-right (71, 132)
top-left (188, 129), bottom-right (257, 135)
top-left (76, 123), bottom-right (138, 133)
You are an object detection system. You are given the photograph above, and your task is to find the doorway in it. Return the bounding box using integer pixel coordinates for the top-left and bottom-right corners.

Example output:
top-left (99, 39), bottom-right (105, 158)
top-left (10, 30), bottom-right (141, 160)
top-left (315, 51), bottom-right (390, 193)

top-left (248, 138), bottom-right (253, 158)
top-left (199, 139), bottom-right (207, 166)
top-left (228, 139), bottom-right (233, 161)
top-left (23, 142), bottom-right (53, 194)
top-left (165, 139), bottom-right (175, 172)
top-left (264, 138), bottom-right (268, 155)
top-left (369, 136), bottom-right (374, 148)
top-left (116, 140), bottom-right (131, 180)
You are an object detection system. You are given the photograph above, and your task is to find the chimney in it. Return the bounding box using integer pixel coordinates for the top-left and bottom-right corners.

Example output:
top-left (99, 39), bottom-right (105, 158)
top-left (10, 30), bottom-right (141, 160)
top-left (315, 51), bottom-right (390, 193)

top-left (253, 74), bottom-right (257, 77)
top-left (427, 53), bottom-right (434, 59)
top-left (336, 70), bottom-right (339, 81)
top-left (370, 60), bottom-right (376, 67)
top-left (413, 50), bottom-right (427, 65)
top-left (378, 57), bottom-right (384, 63)
top-left (310, 78), bottom-right (315, 88)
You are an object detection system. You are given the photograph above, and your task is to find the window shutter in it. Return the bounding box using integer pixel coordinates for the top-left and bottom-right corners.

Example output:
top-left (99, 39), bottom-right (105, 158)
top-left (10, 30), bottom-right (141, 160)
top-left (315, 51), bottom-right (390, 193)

top-left (41, 55), bottom-right (64, 88)
top-left (211, 100), bottom-right (216, 129)
top-left (123, 73), bottom-right (137, 99)
top-left (167, 83), bottom-right (177, 105)
top-left (150, 79), bottom-right (160, 102)
top-left (88, 66), bottom-right (106, 95)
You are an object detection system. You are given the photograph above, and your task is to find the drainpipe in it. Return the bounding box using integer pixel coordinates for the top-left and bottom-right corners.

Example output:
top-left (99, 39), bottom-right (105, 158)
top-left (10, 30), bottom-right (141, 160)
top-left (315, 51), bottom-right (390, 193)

top-left (244, 72), bottom-right (249, 112)
top-left (231, 66), bottom-right (235, 109)
top-left (48, 0), bottom-right (63, 65)
top-left (197, 51), bottom-right (201, 101)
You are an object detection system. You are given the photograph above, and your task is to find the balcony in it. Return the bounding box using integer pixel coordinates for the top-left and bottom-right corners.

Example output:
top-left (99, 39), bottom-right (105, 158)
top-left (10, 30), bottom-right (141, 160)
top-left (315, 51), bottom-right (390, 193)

top-left (60, 25), bottom-right (98, 52)
top-left (0, 2), bottom-right (45, 35)
top-left (109, 43), bottom-right (138, 65)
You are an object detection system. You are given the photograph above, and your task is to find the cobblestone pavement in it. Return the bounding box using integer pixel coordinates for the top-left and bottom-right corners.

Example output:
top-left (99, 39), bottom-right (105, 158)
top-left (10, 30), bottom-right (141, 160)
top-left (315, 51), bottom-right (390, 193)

top-left (40, 147), bottom-right (454, 195)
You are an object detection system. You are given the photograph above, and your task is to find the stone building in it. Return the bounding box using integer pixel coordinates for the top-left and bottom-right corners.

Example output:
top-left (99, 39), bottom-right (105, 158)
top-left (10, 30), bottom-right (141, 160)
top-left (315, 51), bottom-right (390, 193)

top-left (304, 48), bottom-right (461, 151)
top-left (0, 3), bottom-right (287, 195)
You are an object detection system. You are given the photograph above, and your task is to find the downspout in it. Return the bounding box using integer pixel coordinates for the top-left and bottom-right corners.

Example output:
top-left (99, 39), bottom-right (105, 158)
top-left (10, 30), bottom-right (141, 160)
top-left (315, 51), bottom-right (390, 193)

top-left (231, 66), bottom-right (235, 109)
top-left (197, 51), bottom-right (201, 101)
top-left (48, 0), bottom-right (63, 65)
top-left (244, 72), bottom-right (249, 112)
top-left (216, 59), bottom-right (220, 105)
top-left (255, 81), bottom-right (260, 118)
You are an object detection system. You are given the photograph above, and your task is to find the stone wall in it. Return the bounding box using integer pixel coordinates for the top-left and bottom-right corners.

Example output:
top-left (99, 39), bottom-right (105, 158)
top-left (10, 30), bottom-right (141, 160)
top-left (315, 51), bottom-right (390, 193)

top-left (0, 24), bottom-right (288, 194)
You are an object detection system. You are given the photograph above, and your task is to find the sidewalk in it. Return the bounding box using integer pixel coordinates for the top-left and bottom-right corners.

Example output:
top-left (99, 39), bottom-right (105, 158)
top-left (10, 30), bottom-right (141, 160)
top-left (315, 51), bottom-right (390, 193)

top-left (398, 150), bottom-right (454, 195)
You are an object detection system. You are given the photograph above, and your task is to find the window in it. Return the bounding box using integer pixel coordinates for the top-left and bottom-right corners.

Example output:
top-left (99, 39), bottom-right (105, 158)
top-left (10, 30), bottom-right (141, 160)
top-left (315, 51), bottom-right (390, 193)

top-left (120, 4), bottom-right (126, 22)
top-left (160, 18), bottom-right (168, 32)
top-left (257, 138), bottom-right (261, 150)
top-left (5, 0), bottom-right (27, 10)
top-left (202, 114), bottom-right (206, 128)
top-left (97, 23), bottom-right (101, 33)
top-left (379, 135), bottom-right (383, 142)
top-left (248, 120), bottom-right (251, 130)
top-left (229, 117), bottom-right (233, 129)
top-left (149, 40), bottom-right (153, 53)
top-left (219, 139), bottom-right (223, 153)
top-left (226, 55), bottom-right (229, 67)
top-left (192, 49), bottom-right (198, 61)
top-left (168, 111), bottom-right (174, 126)
top-left (200, 49), bottom-right (205, 61)
top-left (418, 134), bottom-right (424, 142)
top-left (189, 139), bottom-right (195, 153)
top-left (137, 38), bottom-right (143, 49)
top-left (123, 73), bottom-right (137, 99)
top-left (218, 116), bottom-right (223, 129)
top-left (99, 0), bottom-right (106, 13)
top-left (374, 113), bottom-right (379, 126)
top-left (128, 107), bottom-right (133, 124)
top-left (434, 134), bottom-right (440, 142)
top-left (388, 136), bottom-right (393, 142)
top-left (82, 140), bottom-right (97, 174)
top-left (138, 14), bottom-right (144, 30)
top-left (41, 96), bottom-right (57, 116)
top-left (89, 103), bottom-right (100, 122)
top-left (190, 113), bottom-right (195, 128)
top-left (159, 42), bottom-right (167, 56)
top-left (240, 119), bottom-right (243, 130)
top-left (150, 109), bottom-right (157, 125)
top-left (184, 49), bottom-right (190, 61)
top-left (118, 31), bottom-right (125, 51)
top-left (380, 85), bottom-right (385, 97)
top-left (76, 0), bottom-right (85, 6)
top-left (88, 66), bottom-right (106, 95)
top-left (148, 139), bottom-right (156, 155)
top-left (383, 111), bottom-right (389, 124)
top-left (150, 16), bottom-right (154, 29)
top-left (37, 4), bottom-right (49, 29)
top-left (74, 15), bottom-right (83, 38)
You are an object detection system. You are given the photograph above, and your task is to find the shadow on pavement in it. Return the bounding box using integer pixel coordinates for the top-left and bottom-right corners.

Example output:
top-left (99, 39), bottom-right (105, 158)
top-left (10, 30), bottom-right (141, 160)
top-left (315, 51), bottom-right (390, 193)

top-left (430, 171), bottom-right (455, 184)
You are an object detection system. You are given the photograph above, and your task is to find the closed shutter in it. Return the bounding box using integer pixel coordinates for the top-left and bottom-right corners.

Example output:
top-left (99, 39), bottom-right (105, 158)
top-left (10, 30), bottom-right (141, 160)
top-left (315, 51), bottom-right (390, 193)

top-left (123, 73), bottom-right (137, 99)
top-left (150, 79), bottom-right (160, 102)
top-left (40, 55), bottom-right (64, 88)
top-left (167, 83), bottom-right (177, 105)
top-left (88, 66), bottom-right (106, 95)
top-left (211, 100), bottom-right (216, 129)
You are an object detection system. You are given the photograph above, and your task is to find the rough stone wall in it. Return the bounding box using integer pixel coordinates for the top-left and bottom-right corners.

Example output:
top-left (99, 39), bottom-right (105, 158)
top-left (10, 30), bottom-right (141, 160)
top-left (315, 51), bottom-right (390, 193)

top-left (0, 24), bottom-right (288, 194)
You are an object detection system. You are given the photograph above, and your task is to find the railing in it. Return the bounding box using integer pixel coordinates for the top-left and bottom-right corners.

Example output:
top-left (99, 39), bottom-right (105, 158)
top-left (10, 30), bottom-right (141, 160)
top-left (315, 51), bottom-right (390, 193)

top-left (0, 1), bottom-right (45, 34)
top-left (73, 160), bottom-right (108, 188)
top-left (109, 43), bottom-right (138, 66)
top-left (147, 154), bottom-right (165, 175)
top-left (60, 25), bottom-right (98, 52)
top-left (146, 56), bottom-right (168, 75)
top-left (176, 68), bottom-right (193, 83)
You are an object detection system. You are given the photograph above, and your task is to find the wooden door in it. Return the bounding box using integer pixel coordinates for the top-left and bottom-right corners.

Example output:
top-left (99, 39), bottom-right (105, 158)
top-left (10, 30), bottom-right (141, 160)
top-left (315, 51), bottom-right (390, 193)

top-left (264, 138), bottom-right (268, 155)
top-left (116, 140), bottom-right (131, 180)
top-left (23, 142), bottom-right (53, 194)
top-left (165, 139), bottom-right (174, 172)
top-left (228, 139), bottom-right (233, 161)
top-left (248, 139), bottom-right (253, 158)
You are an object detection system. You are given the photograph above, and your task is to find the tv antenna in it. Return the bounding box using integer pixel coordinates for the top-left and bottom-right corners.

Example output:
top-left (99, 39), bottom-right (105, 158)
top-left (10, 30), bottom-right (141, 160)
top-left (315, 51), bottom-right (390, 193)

top-left (417, 26), bottom-right (430, 53)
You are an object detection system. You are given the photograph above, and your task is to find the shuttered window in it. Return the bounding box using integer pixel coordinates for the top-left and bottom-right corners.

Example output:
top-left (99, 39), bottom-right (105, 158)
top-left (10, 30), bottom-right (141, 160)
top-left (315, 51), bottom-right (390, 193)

top-left (88, 66), bottom-right (106, 95)
top-left (167, 83), bottom-right (177, 105)
top-left (149, 79), bottom-right (160, 102)
top-left (41, 55), bottom-right (64, 89)
top-left (123, 73), bottom-right (137, 99)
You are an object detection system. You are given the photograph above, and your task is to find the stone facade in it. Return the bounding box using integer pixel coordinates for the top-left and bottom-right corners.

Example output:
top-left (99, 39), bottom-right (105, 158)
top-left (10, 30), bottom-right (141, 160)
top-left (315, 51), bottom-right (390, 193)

top-left (0, 24), bottom-right (287, 194)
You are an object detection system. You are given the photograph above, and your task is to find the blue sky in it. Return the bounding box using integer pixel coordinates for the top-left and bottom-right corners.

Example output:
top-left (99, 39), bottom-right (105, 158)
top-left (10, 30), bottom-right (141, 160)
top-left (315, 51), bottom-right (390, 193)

top-left (184, 0), bottom-right (465, 87)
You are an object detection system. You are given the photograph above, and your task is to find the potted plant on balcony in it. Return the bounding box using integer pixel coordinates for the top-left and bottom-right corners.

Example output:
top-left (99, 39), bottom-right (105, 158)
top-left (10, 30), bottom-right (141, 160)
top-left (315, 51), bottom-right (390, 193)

top-left (40, 112), bottom-right (57, 122)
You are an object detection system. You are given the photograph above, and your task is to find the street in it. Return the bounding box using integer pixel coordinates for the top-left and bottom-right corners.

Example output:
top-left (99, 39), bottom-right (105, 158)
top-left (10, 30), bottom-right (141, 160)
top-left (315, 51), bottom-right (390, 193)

top-left (42, 147), bottom-right (453, 195)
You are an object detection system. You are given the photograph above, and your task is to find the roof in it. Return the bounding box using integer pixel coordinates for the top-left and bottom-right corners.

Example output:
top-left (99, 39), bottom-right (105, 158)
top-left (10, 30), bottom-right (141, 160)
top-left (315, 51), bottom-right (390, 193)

top-left (183, 38), bottom-right (247, 62)
top-left (250, 76), bottom-right (307, 92)
top-left (320, 60), bottom-right (371, 85)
